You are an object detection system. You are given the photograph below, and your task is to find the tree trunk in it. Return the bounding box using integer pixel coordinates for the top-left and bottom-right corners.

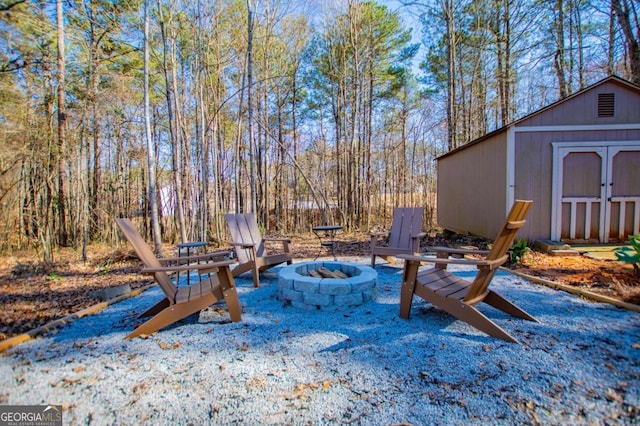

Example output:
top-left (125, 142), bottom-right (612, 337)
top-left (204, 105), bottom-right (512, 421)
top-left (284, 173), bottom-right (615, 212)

top-left (56, 0), bottom-right (68, 247)
top-left (158, 1), bottom-right (187, 242)
top-left (611, 0), bottom-right (640, 85)
top-left (144, 0), bottom-right (163, 255)
top-left (444, 0), bottom-right (458, 150)
top-left (554, 0), bottom-right (568, 98)
top-left (247, 5), bottom-right (257, 215)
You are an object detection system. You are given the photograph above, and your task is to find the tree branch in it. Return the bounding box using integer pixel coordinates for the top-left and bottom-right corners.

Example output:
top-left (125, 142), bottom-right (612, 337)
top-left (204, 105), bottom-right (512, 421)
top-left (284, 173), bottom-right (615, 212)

top-left (0, 0), bottom-right (26, 12)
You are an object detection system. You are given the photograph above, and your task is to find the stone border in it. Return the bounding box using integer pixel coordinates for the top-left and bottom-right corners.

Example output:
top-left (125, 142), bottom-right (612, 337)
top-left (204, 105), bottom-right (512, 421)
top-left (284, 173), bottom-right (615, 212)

top-left (278, 261), bottom-right (378, 311)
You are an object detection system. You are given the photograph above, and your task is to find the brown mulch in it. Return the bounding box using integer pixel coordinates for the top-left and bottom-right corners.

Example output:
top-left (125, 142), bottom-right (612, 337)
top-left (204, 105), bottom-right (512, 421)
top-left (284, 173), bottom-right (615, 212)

top-left (0, 232), bottom-right (638, 342)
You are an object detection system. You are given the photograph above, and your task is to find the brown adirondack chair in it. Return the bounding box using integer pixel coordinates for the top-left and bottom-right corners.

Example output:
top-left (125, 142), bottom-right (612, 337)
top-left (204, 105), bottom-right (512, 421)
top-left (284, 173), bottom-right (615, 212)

top-left (225, 213), bottom-right (292, 287)
top-left (398, 200), bottom-right (537, 343)
top-left (371, 207), bottom-right (425, 267)
top-left (116, 218), bottom-right (242, 339)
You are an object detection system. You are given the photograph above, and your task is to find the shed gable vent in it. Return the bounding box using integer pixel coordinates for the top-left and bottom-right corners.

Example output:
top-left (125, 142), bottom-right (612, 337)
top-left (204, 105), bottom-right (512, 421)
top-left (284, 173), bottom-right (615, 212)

top-left (597, 93), bottom-right (615, 117)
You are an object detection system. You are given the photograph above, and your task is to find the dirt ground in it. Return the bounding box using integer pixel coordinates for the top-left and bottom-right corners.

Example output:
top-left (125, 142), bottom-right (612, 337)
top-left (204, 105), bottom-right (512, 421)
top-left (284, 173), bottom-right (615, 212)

top-left (0, 232), bottom-right (638, 342)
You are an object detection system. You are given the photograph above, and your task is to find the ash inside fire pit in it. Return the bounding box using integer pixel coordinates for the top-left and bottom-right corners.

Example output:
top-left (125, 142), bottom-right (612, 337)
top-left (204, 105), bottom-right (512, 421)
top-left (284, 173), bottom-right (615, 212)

top-left (277, 261), bottom-right (378, 311)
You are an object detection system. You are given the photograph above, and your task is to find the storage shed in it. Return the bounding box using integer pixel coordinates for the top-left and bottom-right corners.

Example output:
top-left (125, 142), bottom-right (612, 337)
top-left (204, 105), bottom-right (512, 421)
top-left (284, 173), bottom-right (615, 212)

top-left (437, 75), bottom-right (640, 244)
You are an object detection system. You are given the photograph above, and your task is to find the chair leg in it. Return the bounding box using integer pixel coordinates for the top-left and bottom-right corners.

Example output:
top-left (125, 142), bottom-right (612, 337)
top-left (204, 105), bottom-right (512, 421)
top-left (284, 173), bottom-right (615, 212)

top-left (218, 266), bottom-right (242, 322)
top-left (453, 302), bottom-right (520, 343)
top-left (248, 247), bottom-right (260, 288)
top-left (251, 262), bottom-right (260, 288)
top-left (370, 236), bottom-right (377, 268)
top-left (223, 288), bottom-right (242, 322)
top-left (139, 298), bottom-right (170, 318)
top-left (399, 260), bottom-right (420, 319)
top-left (231, 262), bottom-right (251, 277)
top-left (126, 293), bottom-right (220, 339)
top-left (426, 291), bottom-right (520, 343)
top-left (484, 291), bottom-right (538, 322)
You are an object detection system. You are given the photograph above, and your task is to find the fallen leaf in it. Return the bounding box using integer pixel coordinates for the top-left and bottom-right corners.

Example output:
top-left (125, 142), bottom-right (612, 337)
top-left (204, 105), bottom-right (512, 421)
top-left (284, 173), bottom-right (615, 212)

top-left (158, 341), bottom-right (181, 350)
top-left (323, 380), bottom-right (330, 391)
top-left (61, 377), bottom-right (81, 386)
top-left (605, 389), bottom-right (623, 403)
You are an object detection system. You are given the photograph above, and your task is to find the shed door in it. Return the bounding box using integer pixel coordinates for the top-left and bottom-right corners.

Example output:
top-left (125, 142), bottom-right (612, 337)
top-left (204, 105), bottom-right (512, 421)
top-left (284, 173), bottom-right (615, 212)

top-left (552, 144), bottom-right (640, 243)
top-left (607, 147), bottom-right (640, 242)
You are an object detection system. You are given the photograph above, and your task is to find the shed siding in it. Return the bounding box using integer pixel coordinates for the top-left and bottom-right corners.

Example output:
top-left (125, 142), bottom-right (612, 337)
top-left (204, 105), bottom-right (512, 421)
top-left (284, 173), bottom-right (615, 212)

top-left (518, 81), bottom-right (640, 127)
top-left (437, 133), bottom-right (507, 239)
top-left (513, 129), bottom-right (640, 242)
top-left (512, 131), bottom-right (553, 241)
top-left (437, 77), bottom-right (640, 243)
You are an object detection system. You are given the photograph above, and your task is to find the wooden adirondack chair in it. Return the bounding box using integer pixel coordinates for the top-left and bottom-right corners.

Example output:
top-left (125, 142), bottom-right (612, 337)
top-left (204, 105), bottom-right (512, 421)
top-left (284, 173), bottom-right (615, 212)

top-left (371, 207), bottom-right (425, 267)
top-left (116, 218), bottom-right (242, 339)
top-left (398, 200), bottom-right (537, 343)
top-left (225, 213), bottom-right (293, 287)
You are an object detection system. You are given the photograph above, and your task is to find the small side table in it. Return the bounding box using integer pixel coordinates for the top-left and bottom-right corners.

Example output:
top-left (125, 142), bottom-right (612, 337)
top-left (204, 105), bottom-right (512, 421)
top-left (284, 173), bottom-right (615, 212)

top-left (176, 241), bottom-right (207, 285)
top-left (312, 225), bottom-right (343, 260)
top-left (177, 241), bottom-right (208, 258)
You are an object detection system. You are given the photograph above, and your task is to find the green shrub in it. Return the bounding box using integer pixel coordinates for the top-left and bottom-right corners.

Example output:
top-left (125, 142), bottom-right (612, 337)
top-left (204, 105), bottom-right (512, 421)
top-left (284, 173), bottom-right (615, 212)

top-left (509, 238), bottom-right (530, 265)
top-left (614, 234), bottom-right (640, 276)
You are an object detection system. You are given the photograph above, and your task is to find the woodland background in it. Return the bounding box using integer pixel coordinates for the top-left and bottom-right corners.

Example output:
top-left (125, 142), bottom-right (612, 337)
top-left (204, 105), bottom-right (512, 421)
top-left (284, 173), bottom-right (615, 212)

top-left (0, 0), bottom-right (639, 261)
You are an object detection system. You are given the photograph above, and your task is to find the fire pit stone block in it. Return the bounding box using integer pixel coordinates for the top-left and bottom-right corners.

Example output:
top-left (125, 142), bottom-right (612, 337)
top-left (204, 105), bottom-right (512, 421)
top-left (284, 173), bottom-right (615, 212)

top-left (278, 261), bottom-right (378, 310)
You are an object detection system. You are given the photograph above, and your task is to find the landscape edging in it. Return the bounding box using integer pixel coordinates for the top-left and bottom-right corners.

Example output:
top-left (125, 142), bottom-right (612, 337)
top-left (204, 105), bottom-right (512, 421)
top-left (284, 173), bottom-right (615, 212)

top-left (502, 267), bottom-right (640, 313)
top-left (0, 283), bottom-right (155, 354)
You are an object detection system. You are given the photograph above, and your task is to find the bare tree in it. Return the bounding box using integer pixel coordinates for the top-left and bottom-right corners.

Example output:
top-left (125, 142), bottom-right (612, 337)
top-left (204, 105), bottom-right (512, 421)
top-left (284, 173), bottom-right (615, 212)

top-left (554, 0), bottom-right (569, 98)
top-left (443, 0), bottom-right (458, 150)
top-left (144, 0), bottom-right (162, 254)
top-left (611, 0), bottom-right (640, 84)
top-left (247, 3), bottom-right (257, 215)
top-left (56, 0), bottom-right (68, 246)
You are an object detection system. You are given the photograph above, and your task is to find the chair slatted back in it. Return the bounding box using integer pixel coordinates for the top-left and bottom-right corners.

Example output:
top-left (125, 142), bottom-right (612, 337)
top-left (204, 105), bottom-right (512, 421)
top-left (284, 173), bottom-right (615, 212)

top-left (388, 207), bottom-right (424, 250)
top-left (225, 213), bottom-right (265, 263)
top-left (116, 218), bottom-right (178, 301)
top-left (464, 200), bottom-right (532, 303)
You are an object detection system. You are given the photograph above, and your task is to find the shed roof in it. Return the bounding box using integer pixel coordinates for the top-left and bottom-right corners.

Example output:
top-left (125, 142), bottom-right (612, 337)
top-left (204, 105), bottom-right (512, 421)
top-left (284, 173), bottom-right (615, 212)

top-left (437, 75), bottom-right (640, 161)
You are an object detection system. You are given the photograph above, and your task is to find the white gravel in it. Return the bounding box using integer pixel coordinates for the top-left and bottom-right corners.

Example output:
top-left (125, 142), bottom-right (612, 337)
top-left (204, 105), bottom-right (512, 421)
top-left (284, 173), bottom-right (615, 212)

top-left (1, 257), bottom-right (639, 425)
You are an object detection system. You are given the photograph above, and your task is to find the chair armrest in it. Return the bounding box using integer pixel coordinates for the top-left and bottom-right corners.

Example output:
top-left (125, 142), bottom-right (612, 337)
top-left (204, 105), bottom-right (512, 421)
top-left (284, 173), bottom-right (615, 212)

top-left (397, 253), bottom-right (508, 270)
top-left (158, 250), bottom-right (231, 265)
top-left (141, 259), bottom-right (235, 274)
top-left (427, 246), bottom-right (491, 256)
top-left (263, 237), bottom-right (291, 243)
top-left (228, 241), bottom-right (257, 249)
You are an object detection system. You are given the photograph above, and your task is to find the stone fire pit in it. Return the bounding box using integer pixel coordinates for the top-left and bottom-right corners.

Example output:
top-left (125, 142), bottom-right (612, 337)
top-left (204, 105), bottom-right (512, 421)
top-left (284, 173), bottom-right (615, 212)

top-left (278, 261), bottom-right (378, 311)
